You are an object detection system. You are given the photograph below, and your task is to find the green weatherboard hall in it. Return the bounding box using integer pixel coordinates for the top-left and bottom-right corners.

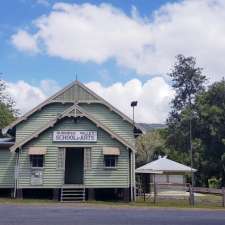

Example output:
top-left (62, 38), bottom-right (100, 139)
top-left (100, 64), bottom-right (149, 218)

top-left (0, 81), bottom-right (142, 202)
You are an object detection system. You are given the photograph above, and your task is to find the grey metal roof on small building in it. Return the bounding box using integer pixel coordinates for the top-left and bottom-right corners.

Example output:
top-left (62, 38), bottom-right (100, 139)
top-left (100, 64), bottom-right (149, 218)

top-left (0, 137), bottom-right (15, 148)
top-left (136, 156), bottom-right (197, 174)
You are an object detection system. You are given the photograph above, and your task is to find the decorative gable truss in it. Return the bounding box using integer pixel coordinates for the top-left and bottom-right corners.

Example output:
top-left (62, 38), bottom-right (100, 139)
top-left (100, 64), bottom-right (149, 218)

top-left (52, 82), bottom-right (99, 103)
top-left (10, 104), bottom-right (136, 152)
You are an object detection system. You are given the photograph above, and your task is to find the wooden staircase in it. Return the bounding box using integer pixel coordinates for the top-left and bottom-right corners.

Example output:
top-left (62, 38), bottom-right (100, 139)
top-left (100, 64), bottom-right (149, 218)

top-left (60, 185), bottom-right (85, 202)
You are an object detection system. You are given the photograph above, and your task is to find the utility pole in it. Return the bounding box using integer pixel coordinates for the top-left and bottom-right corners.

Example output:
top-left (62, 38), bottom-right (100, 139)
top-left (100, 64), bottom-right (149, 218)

top-left (190, 115), bottom-right (194, 186)
top-left (189, 100), bottom-right (195, 206)
top-left (189, 101), bottom-right (194, 187)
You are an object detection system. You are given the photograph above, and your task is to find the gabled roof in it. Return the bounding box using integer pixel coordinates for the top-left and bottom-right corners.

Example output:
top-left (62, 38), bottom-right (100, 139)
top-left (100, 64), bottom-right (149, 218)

top-left (136, 156), bottom-right (197, 174)
top-left (10, 104), bottom-right (135, 152)
top-left (3, 80), bottom-right (143, 135)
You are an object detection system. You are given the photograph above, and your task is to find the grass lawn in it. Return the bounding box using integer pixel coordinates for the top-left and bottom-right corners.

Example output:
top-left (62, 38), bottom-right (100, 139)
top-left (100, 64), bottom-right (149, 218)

top-left (0, 194), bottom-right (224, 210)
top-left (0, 198), bottom-right (58, 205)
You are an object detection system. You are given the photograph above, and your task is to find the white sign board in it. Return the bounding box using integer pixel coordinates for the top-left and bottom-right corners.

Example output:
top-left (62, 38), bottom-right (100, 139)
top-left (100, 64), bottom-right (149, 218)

top-left (53, 131), bottom-right (97, 142)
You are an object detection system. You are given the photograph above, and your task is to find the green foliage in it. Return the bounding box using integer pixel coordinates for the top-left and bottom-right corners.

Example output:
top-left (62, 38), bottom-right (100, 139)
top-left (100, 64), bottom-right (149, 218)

top-left (167, 55), bottom-right (207, 153)
top-left (136, 55), bottom-right (225, 187)
top-left (0, 79), bottom-right (18, 129)
top-left (136, 129), bottom-right (168, 167)
top-left (169, 54), bottom-right (206, 111)
top-left (0, 103), bottom-right (15, 128)
top-left (165, 56), bottom-right (225, 186)
top-left (208, 177), bottom-right (221, 189)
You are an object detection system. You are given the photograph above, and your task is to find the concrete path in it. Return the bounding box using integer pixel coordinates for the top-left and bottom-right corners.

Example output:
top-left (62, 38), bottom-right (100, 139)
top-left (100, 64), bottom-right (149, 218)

top-left (0, 204), bottom-right (224, 225)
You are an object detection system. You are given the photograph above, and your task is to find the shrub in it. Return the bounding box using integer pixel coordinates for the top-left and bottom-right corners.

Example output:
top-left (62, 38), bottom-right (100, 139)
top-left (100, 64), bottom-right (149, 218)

top-left (208, 177), bottom-right (221, 189)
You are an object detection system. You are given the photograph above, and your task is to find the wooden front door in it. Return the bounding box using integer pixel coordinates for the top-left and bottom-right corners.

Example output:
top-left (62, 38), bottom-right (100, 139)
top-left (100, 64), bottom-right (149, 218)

top-left (64, 148), bottom-right (84, 184)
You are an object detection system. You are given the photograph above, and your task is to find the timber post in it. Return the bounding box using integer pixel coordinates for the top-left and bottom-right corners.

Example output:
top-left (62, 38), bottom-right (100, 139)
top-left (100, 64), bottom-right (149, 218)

top-left (189, 184), bottom-right (194, 206)
top-left (153, 182), bottom-right (157, 204)
top-left (222, 187), bottom-right (225, 207)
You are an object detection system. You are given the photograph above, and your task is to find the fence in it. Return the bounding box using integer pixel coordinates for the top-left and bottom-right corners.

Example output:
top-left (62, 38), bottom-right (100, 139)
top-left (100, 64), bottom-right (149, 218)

top-left (136, 182), bottom-right (225, 207)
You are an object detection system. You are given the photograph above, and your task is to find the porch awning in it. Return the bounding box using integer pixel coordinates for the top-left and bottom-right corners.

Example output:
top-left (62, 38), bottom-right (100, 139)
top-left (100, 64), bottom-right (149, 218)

top-left (103, 147), bottom-right (120, 155)
top-left (28, 147), bottom-right (47, 155)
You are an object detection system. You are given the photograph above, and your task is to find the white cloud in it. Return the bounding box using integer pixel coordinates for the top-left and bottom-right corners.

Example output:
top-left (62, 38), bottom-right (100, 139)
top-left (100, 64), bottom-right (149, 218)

top-left (10, 0), bottom-right (225, 82)
top-left (36, 0), bottom-right (50, 7)
top-left (11, 30), bottom-right (39, 53)
top-left (5, 78), bottom-right (174, 123)
top-left (86, 77), bottom-right (174, 123)
top-left (39, 79), bottom-right (60, 96)
top-left (5, 79), bottom-right (59, 114)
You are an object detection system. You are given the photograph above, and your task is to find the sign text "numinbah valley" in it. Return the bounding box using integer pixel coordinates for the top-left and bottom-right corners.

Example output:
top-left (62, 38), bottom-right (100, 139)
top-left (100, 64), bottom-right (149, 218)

top-left (53, 131), bottom-right (97, 142)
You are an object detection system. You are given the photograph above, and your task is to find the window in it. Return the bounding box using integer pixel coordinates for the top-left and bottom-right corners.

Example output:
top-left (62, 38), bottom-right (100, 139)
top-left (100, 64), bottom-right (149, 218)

top-left (104, 155), bottom-right (117, 168)
top-left (30, 155), bottom-right (44, 168)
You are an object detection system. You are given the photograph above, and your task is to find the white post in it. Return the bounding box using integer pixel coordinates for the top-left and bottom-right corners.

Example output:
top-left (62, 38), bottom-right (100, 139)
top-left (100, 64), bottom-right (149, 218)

top-left (130, 150), bottom-right (134, 201)
top-left (14, 150), bottom-right (20, 198)
top-left (133, 151), bottom-right (136, 201)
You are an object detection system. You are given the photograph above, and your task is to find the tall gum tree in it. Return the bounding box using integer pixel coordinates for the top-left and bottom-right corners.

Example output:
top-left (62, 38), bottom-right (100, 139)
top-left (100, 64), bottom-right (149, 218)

top-left (167, 55), bottom-right (207, 185)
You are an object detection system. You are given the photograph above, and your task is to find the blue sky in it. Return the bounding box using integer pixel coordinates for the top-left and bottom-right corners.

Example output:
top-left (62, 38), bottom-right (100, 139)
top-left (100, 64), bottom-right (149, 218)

top-left (1, 0), bottom-right (225, 123)
top-left (1, 0), bottom-right (175, 86)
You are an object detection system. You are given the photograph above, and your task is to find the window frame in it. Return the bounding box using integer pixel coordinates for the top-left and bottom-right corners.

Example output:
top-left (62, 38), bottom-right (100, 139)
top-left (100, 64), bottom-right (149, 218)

top-left (30, 155), bottom-right (44, 168)
top-left (104, 155), bottom-right (117, 169)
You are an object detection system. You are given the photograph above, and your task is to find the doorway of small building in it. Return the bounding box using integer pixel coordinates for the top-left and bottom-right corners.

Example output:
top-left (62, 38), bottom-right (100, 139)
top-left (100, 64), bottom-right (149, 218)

top-left (64, 148), bottom-right (84, 184)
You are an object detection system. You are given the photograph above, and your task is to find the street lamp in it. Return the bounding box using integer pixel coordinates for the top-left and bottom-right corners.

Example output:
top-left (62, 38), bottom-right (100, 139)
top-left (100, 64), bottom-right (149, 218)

top-left (130, 101), bottom-right (138, 201)
top-left (131, 101), bottom-right (138, 129)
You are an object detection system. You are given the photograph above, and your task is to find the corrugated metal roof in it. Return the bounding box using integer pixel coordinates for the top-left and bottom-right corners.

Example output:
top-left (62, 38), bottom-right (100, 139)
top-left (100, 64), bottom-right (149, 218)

top-left (0, 137), bottom-right (14, 148)
top-left (136, 156), bottom-right (197, 174)
top-left (0, 138), bottom-right (14, 142)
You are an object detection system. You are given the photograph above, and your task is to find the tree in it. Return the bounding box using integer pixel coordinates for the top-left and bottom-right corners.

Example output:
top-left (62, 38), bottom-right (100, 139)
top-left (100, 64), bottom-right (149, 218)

top-left (194, 80), bottom-right (225, 186)
top-left (166, 78), bottom-right (225, 186)
top-left (136, 129), bottom-right (168, 167)
top-left (167, 55), bottom-right (207, 185)
top-left (221, 153), bottom-right (225, 186)
top-left (0, 79), bottom-right (18, 130)
top-left (169, 54), bottom-right (206, 114)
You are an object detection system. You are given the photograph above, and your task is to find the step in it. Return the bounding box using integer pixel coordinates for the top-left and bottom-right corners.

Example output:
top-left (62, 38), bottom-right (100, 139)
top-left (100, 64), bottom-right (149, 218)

top-left (61, 200), bottom-right (85, 203)
top-left (62, 196), bottom-right (85, 199)
top-left (62, 190), bottom-right (84, 193)
top-left (60, 187), bottom-right (86, 202)
top-left (63, 193), bottom-right (85, 196)
top-left (62, 198), bottom-right (84, 201)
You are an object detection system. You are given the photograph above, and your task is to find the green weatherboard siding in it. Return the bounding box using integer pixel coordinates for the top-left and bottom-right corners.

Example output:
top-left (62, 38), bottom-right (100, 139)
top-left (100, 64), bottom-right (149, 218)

top-left (0, 149), bottom-right (16, 188)
top-left (80, 103), bottom-right (135, 146)
top-left (16, 103), bottom-right (72, 143)
top-left (18, 117), bottom-right (130, 189)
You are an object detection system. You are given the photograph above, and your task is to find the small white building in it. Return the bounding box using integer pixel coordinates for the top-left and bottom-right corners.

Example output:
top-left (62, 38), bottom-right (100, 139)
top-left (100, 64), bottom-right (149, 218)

top-left (136, 156), bottom-right (196, 193)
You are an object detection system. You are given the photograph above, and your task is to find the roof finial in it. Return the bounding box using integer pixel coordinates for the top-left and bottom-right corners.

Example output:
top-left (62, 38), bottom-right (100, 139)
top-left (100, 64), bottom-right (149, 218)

top-left (75, 73), bottom-right (78, 82)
